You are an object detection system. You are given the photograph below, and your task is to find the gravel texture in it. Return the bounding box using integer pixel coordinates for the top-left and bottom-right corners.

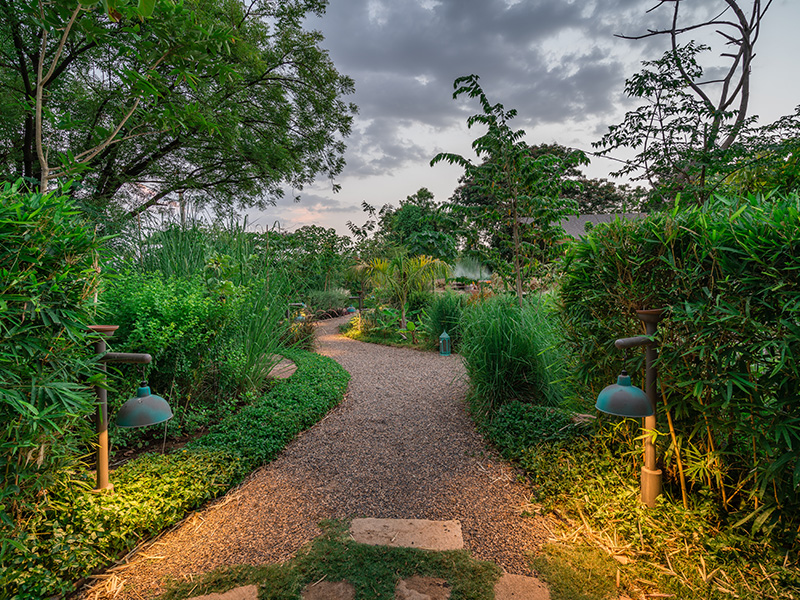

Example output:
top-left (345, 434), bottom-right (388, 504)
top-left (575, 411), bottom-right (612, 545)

top-left (82, 316), bottom-right (550, 599)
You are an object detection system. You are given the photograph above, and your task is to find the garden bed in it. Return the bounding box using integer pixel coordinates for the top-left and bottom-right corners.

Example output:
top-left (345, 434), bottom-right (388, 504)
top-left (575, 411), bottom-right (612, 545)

top-left (1, 351), bottom-right (349, 599)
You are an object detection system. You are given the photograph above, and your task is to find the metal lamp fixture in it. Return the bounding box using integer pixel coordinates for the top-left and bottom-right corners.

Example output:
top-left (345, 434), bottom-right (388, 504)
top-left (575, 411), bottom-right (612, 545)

top-left (116, 381), bottom-right (173, 428)
top-left (88, 325), bottom-right (172, 493)
top-left (595, 309), bottom-right (664, 507)
top-left (596, 370), bottom-right (653, 417)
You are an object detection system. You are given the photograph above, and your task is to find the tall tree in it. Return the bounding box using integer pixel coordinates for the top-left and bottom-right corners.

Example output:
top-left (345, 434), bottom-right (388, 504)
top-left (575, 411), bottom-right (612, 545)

top-left (594, 0), bottom-right (773, 204)
top-left (0, 0), bottom-right (355, 220)
top-left (432, 75), bottom-right (586, 305)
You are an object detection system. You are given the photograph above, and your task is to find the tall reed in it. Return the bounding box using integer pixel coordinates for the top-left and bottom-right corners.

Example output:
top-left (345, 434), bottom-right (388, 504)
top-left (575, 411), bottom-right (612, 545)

top-left (460, 294), bottom-right (569, 415)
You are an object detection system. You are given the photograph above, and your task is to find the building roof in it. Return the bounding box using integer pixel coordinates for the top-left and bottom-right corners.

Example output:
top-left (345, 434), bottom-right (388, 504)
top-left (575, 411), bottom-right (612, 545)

top-left (519, 213), bottom-right (647, 239)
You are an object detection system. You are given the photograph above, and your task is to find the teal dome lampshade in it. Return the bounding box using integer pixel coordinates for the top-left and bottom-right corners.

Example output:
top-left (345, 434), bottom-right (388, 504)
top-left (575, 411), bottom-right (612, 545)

top-left (596, 370), bottom-right (653, 418)
top-left (116, 381), bottom-right (173, 428)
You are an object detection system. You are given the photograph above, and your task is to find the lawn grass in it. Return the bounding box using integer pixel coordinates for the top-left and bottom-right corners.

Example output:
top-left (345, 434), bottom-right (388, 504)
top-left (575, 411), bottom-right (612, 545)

top-left (159, 521), bottom-right (501, 600)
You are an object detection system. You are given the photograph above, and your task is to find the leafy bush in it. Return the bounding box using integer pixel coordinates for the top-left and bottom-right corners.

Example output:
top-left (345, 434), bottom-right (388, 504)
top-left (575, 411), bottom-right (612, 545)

top-left (0, 350), bottom-right (348, 598)
top-left (460, 295), bottom-right (570, 414)
top-left (424, 292), bottom-right (465, 349)
top-left (304, 287), bottom-right (349, 312)
top-left (559, 193), bottom-right (800, 542)
top-left (0, 181), bottom-right (103, 533)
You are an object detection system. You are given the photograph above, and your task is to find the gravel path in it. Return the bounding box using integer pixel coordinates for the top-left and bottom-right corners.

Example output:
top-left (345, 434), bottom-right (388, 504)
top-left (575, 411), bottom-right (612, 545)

top-left (84, 316), bottom-right (550, 599)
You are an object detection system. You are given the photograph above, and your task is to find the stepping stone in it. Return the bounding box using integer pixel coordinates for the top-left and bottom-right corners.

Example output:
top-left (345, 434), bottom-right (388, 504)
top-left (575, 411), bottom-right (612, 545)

top-left (301, 580), bottom-right (355, 600)
top-left (350, 518), bottom-right (463, 551)
top-left (396, 576), bottom-right (450, 600)
top-left (494, 573), bottom-right (550, 600)
top-left (269, 355), bottom-right (297, 379)
top-left (188, 584), bottom-right (258, 600)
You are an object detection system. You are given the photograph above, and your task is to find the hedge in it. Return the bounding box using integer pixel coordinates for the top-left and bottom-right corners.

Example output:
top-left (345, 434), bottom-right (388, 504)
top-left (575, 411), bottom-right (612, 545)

top-left (559, 192), bottom-right (800, 541)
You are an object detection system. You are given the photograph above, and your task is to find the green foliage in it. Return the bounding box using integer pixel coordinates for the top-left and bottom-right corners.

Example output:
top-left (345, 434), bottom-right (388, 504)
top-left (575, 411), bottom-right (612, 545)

top-left (424, 292), bottom-right (466, 350)
top-left (367, 253), bottom-right (450, 328)
top-left (460, 295), bottom-right (570, 414)
top-left (560, 192), bottom-right (800, 542)
top-left (0, 0), bottom-right (355, 215)
top-left (102, 270), bottom-right (225, 394)
top-left (481, 402), bottom-right (586, 458)
top-left (161, 520), bottom-right (502, 600)
top-left (190, 351), bottom-right (349, 472)
top-left (432, 75), bottom-right (587, 302)
top-left (0, 180), bottom-right (103, 529)
top-left (1, 350), bottom-right (348, 598)
top-left (103, 222), bottom-right (293, 444)
top-left (305, 287), bottom-right (349, 313)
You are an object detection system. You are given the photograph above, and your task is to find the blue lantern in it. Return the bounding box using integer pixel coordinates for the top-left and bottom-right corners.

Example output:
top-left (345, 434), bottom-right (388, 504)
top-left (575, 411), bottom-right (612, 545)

top-left (439, 331), bottom-right (451, 356)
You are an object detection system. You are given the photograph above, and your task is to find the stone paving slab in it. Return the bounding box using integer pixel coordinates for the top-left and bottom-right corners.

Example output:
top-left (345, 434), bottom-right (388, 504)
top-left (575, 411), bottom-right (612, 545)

top-left (350, 518), bottom-right (463, 551)
top-left (494, 573), bottom-right (551, 600)
top-left (188, 584), bottom-right (258, 600)
top-left (301, 580), bottom-right (356, 600)
top-left (396, 576), bottom-right (450, 599)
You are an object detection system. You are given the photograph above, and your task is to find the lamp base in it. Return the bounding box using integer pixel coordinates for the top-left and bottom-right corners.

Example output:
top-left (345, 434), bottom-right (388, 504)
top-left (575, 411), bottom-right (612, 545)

top-left (641, 466), bottom-right (662, 508)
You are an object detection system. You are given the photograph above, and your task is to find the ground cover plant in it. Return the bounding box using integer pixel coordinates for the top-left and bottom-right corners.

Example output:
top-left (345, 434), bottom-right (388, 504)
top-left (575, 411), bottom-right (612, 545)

top-left (0, 350), bottom-right (349, 599)
top-left (159, 520), bottom-right (501, 600)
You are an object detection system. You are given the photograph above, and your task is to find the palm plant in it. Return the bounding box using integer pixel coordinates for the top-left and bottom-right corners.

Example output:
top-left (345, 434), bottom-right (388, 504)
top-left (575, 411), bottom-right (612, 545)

top-left (367, 254), bottom-right (451, 328)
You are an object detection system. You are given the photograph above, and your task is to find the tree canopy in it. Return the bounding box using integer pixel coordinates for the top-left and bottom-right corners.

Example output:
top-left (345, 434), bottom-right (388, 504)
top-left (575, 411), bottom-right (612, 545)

top-left (0, 0), bottom-right (356, 221)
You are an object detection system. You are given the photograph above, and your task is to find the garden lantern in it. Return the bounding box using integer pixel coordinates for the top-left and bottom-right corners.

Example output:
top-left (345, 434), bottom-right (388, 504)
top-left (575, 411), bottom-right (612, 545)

top-left (439, 330), bottom-right (451, 356)
top-left (88, 325), bottom-right (170, 493)
top-left (116, 382), bottom-right (173, 428)
top-left (596, 370), bottom-right (653, 417)
top-left (595, 309), bottom-right (664, 508)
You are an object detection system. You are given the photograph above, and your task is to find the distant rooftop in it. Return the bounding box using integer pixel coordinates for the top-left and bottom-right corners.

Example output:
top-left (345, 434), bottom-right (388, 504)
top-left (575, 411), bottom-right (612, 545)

top-left (519, 213), bottom-right (647, 239)
top-left (561, 213), bottom-right (647, 238)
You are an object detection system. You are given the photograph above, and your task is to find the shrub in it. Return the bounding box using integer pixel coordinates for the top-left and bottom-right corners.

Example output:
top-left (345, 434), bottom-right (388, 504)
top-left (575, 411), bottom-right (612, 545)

top-left (305, 287), bottom-right (349, 312)
top-left (460, 294), bottom-right (570, 414)
top-left (424, 292), bottom-right (465, 349)
top-left (0, 180), bottom-right (103, 532)
top-left (559, 192), bottom-right (800, 541)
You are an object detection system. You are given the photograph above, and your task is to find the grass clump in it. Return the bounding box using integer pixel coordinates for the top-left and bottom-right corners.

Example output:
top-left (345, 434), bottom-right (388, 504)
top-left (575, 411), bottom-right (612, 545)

top-left (424, 291), bottom-right (466, 349)
top-left (460, 294), bottom-right (570, 414)
top-left (159, 520), bottom-right (502, 600)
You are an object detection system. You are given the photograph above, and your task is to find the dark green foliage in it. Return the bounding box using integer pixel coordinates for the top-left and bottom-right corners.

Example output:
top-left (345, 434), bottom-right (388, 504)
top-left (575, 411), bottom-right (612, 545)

top-left (460, 295), bottom-right (570, 414)
top-left (189, 351), bottom-right (349, 472)
top-left (102, 271), bottom-right (225, 395)
top-left (424, 292), bottom-right (466, 349)
top-left (0, 350), bottom-right (348, 598)
top-left (0, 180), bottom-right (103, 534)
top-left (560, 192), bottom-right (800, 541)
top-left (482, 402), bottom-right (587, 458)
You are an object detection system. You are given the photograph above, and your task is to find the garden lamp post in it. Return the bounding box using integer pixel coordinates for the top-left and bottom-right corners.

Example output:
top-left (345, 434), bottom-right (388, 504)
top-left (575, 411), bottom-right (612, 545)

top-left (88, 325), bottom-right (172, 493)
top-left (595, 309), bottom-right (664, 508)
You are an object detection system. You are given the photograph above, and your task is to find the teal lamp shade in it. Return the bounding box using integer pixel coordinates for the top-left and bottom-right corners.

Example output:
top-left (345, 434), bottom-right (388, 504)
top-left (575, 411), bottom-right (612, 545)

top-left (116, 382), bottom-right (173, 428)
top-left (439, 331), bottom-right (451, 356)
top-left (596, 370), bottom-right (653, 417)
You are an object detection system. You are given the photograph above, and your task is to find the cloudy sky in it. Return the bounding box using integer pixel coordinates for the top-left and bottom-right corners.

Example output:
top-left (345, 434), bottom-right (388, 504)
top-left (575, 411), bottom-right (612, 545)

top-left (247, 0), bottom-right (800, 236)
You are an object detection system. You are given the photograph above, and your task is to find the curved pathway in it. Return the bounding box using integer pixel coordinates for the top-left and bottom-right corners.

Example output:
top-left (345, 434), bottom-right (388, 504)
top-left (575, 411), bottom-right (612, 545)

top-left (85, 316), bottom-right (549, 599)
